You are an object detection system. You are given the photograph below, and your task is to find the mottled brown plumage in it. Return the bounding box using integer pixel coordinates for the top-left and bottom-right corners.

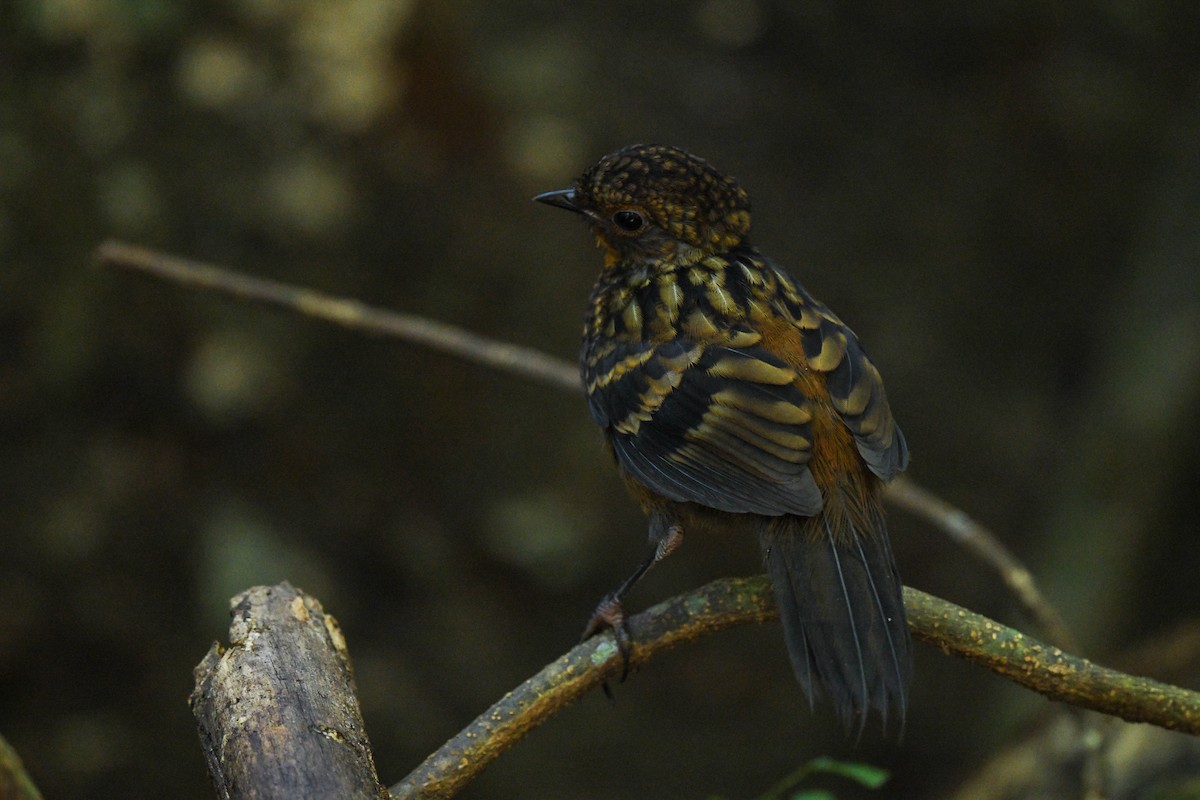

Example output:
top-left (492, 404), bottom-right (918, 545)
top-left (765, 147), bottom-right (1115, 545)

top-left (536, 144), bottom-right (911, 733)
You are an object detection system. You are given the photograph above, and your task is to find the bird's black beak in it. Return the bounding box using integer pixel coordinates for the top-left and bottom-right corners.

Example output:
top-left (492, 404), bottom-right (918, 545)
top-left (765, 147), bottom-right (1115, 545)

top-left (533, 188), bottom-right (584, 214)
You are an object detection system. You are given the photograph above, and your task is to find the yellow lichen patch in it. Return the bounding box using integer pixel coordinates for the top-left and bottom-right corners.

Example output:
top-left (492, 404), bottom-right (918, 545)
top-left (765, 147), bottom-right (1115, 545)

top-left (324, 615), bottom-right (347, 653)
top-left (290, 595), bottom-right (310, 622)
top-left (314, 724), bottom-right (348, 744)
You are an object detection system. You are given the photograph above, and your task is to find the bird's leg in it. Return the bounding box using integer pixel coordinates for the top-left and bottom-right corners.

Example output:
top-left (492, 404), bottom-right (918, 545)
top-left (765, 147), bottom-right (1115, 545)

top-left (582, 513), bottom-right (684, 681)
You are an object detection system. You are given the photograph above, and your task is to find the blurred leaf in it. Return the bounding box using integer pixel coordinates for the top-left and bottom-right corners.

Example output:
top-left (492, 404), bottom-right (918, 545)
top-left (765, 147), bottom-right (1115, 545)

top-left (0, 733), bottom-right (45, 800)
top-left (748, 756), bottom-right (890, 800)
top-left (803, 757), bottom-right (890, 789)
top-left (1147, 776), bottom-right (1200, 800)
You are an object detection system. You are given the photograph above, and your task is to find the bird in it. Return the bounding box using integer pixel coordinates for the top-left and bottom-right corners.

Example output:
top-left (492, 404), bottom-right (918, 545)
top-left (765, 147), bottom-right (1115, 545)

top-left (534, 144), bottom-right (911, 734)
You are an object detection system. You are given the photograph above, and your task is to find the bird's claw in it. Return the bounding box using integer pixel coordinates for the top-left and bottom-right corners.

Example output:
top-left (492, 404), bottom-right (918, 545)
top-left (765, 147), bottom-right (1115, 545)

top-left (582, 593), bottom-right (633, 682)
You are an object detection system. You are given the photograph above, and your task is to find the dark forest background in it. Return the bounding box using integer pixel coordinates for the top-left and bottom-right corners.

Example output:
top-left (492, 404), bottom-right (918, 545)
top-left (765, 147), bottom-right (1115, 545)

top-left (3, 1), bottom-right (1200, 798)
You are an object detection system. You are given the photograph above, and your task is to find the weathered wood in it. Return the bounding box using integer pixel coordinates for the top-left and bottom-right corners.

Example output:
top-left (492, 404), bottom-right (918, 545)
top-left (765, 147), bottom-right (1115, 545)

top-left (190, 583), bottom-right (385, 800)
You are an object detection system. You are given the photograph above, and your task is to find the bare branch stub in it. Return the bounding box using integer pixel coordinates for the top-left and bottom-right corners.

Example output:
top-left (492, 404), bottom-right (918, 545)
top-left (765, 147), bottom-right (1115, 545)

top-left (190, 582), bottom-right (386, 800)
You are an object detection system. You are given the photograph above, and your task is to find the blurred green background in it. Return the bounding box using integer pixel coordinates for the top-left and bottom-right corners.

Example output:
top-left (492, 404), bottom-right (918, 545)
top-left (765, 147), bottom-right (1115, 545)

top-left (3, 1), bottom-right (1200, 797)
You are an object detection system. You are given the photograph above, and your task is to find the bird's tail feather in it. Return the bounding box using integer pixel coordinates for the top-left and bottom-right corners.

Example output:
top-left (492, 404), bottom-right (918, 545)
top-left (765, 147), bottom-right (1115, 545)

top-left (760, 507), bottom-right (911, 736)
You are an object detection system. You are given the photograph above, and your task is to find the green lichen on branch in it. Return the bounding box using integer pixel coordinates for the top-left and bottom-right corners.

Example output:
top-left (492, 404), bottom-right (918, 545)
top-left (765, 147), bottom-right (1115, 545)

top-left (903, 587), bottom-right (1200, 733)
top-left (391, 578), bottom-right (1200, 799)
top-left (391, 576), bottom-right (776, 800)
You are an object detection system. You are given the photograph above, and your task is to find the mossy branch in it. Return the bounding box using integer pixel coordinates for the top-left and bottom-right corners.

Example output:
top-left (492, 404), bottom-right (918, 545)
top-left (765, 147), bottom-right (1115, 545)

top-left (391, 577), bottom-right (1200, 799)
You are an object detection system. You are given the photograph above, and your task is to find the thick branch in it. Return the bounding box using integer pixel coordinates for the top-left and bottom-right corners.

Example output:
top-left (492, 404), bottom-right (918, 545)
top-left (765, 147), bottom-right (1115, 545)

top-left (190, 583), bottom-right (386, 800)
top-left (901, 589), bottom-right (1198, 729)
top-left (392, 577), bottom-right (1200, 799)
top-left (391, 577), bottom-right (775, 800)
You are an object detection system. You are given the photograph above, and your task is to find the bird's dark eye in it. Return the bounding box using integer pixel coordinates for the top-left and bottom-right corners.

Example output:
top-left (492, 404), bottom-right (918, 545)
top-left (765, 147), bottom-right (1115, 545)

top-left (612, 210), bottom-right (645, 232)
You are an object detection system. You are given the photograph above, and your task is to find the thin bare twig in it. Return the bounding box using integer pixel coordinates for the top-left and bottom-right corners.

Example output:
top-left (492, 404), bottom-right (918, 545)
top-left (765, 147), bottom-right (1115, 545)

top-left (391, 577), bottom-right (1200, 800)
top-left (94, 240), bottom-right (581, 392)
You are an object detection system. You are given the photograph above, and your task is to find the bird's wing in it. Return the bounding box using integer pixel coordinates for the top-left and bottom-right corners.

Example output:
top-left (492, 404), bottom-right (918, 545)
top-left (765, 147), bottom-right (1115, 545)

top-left (789, 294), bottom-right (909, 481)
top-left (585, 335), bottom-right (823, 516)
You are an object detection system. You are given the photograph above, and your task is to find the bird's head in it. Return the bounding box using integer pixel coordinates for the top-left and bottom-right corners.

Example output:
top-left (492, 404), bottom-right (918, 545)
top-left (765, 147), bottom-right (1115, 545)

top-left (535, 144), bottom-right (752, 268)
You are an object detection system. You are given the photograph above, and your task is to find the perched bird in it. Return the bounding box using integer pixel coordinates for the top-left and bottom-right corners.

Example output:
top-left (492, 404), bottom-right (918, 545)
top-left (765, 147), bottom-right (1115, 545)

top-left (535, 144), bottom-right (911, 733)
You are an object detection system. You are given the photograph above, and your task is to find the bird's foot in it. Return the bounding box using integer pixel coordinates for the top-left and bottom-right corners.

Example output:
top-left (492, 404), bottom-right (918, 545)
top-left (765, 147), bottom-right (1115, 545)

top-left (581, 592), bottom-right (633, 682)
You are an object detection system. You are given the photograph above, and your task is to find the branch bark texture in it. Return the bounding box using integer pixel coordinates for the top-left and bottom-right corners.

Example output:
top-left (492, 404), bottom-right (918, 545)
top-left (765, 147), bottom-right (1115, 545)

top-left (392, 578), bottom-right (1200, 799)
top-left (391, 576), bottom-right (775, 799)
top-left (190, 583), bottom-right (386, 800)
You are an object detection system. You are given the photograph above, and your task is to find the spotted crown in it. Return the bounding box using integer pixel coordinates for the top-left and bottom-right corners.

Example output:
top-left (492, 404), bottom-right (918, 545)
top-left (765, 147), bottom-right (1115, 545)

top-left (576, 144), bottom-right (752, 252)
